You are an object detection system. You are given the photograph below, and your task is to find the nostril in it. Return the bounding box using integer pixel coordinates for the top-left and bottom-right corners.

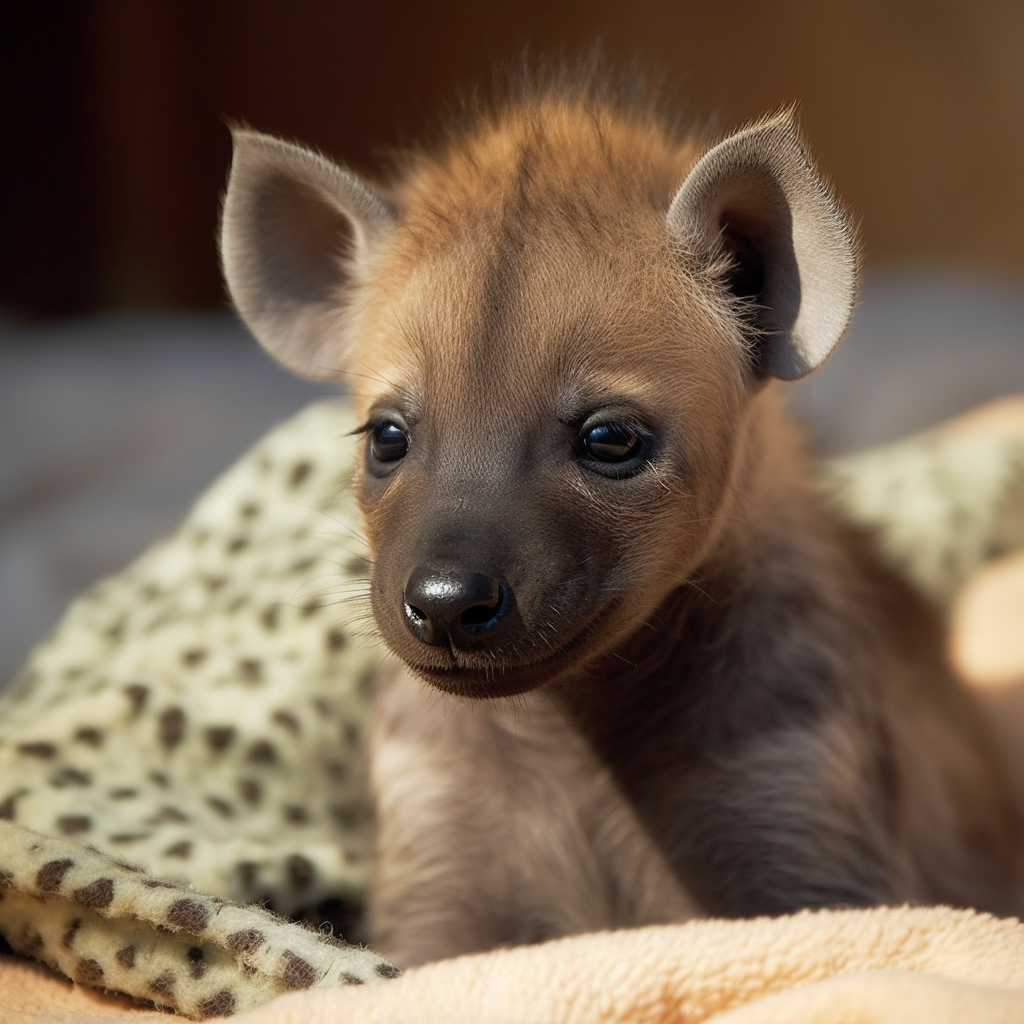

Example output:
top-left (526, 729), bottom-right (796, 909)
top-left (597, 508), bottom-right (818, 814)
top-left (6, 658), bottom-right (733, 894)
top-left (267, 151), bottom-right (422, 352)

top-left (461, 603), bottom-right (498, 627)
top-left (404, 602), bottom-right (427, 624)
top-left (459, 583), bottom-right (510, 634)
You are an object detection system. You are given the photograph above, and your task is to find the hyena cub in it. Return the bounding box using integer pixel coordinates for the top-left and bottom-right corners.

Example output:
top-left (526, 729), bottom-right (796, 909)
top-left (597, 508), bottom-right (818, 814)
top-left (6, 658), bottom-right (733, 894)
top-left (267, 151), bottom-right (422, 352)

top-left (220, 70), bottom-right (1023, 965)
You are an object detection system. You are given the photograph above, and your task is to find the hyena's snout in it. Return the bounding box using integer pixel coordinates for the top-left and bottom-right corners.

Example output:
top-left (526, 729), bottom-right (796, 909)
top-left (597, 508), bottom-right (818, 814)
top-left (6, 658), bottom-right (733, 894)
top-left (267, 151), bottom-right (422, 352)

top-left (402, 565), bottom-right (514, 650)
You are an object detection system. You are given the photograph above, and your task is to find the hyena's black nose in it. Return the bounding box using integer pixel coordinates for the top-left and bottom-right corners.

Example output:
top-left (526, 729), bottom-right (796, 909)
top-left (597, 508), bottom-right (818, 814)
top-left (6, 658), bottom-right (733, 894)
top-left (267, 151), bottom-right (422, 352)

top-left (403, 566), bottom-right (512, 648)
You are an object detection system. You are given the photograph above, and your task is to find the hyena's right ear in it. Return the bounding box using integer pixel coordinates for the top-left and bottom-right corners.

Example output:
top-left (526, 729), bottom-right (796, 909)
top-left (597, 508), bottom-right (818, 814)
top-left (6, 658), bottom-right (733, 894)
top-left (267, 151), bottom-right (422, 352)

top-left (220, 128), bottom-right (395, 380)
top-left (667, 111), bottom-right (858, 381)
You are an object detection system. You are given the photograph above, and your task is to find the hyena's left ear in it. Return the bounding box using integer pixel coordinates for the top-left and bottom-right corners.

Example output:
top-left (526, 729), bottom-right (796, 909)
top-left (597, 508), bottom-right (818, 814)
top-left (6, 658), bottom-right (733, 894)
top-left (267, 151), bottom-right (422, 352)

top-left (667, 111), bottom-right (858, 380)
top-left (220, 128), bottom-right (395, 380)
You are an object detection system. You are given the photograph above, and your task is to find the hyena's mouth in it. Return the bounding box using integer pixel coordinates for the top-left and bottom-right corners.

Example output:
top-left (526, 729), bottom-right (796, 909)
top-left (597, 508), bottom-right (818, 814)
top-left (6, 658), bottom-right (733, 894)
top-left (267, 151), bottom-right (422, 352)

top-left (402, 600), bottom-right (622, 699)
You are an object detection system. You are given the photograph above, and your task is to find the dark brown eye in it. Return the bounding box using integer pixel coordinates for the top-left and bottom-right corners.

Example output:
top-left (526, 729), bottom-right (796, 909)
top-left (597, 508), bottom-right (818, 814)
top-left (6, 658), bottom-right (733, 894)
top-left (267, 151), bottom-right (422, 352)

top-left (581, 422), bottom-right (642, 462)
top-left (370, 421), bottom-right (409, 463)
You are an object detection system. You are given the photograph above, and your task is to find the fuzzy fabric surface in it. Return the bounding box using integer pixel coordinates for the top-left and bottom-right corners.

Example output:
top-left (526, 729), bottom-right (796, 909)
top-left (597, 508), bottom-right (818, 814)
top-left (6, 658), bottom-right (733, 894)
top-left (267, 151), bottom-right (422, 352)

top-left (1, 394), bottom-right (1023, 1019)
top-left (8, 906), bottom-right (1024, 1023)
top-left (0, 401), bottom-right (398, 1016)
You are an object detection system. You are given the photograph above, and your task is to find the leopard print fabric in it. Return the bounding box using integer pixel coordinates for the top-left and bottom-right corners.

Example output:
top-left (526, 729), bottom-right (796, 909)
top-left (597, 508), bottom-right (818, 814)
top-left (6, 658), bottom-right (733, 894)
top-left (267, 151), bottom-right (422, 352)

top-left (825, 426), bottom-right (1024, 604)
top-left (0, 821), bottom-right (397, 1017)
top-left (0, 400), bottom-right (396, 1016)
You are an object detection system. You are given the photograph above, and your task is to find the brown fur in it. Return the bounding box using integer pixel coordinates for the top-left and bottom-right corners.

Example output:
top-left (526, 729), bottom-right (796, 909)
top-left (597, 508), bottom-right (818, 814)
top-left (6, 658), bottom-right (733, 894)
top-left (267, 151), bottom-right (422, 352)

top-left (220, 68), bottom-right (1024, 967)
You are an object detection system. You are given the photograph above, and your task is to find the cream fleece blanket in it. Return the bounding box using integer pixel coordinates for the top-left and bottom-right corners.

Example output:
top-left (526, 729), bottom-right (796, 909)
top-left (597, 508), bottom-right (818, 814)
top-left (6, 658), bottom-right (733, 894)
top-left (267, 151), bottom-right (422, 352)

top-left (7, 903), bottom-right (1024, 1023)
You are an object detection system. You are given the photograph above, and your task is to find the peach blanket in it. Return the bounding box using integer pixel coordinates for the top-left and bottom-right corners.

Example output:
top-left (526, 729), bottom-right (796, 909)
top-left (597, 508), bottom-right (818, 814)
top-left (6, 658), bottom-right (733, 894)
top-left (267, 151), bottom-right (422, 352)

top-left (7, 903), bottom-right (1024, 1024)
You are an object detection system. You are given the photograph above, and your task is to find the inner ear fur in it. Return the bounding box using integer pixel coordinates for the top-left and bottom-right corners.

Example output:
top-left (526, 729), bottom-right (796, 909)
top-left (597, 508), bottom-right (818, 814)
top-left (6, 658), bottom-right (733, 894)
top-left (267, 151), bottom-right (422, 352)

top-left (220, 128), bottom-right (395, 380)
top-left (667, 111), bottom-right (858, 381)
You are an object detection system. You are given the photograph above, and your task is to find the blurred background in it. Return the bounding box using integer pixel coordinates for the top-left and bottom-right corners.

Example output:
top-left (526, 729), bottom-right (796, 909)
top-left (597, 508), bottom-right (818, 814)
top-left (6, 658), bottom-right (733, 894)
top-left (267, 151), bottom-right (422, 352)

top-left (2, 0), bottom-right (1023, 682)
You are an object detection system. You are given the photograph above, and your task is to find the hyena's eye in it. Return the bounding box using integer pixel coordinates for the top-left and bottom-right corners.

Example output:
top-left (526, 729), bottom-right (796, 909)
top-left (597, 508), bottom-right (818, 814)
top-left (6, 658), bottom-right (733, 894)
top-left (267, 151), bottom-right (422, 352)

top-left (370, 421), bottom-right (410, 463)
top-left (577, 422), bottom-right (650, 476)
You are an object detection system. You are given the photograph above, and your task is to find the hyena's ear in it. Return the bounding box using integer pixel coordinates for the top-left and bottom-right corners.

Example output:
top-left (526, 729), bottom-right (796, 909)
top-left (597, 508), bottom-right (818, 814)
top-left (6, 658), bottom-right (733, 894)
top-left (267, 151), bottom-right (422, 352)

top-left (220, 128), bottom-right (395, 380)
top-left (667, 111), bottom-right (857, 380)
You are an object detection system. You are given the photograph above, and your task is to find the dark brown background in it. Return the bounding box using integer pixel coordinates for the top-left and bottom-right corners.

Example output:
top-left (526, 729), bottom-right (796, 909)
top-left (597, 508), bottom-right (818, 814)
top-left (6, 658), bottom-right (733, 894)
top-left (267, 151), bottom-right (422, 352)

top-left (3, 0), bottom-right (1023, 320)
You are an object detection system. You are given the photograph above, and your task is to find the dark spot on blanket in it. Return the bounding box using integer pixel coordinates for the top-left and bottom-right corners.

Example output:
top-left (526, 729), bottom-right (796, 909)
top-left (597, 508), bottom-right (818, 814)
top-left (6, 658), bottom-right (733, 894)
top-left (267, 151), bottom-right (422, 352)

top-left (73, 877), bottom-right (115, 909)
top-left (238, 778), bottom-right (262, 804)
top-left (206, 796), bottom-right (235, 818)
top-left (116, 944), bottom-right (137, 969)
top-left (181, 648), bottom-right (208, 668)
top-left (110, 788), bottom-right (139, 800)
top-left (18, 741), bottom-right (57, 758)
top-left (61, 918), bottom-right (82, 949)
top-left (0, 789), bottom-right (27, 819)
top-left (240, 500), bottom-right (260, 519)
top-left (331, 801), bottom-right (370, 829)
top-left (291, 556), bottom-right (315, 575)
top-left (358, 668), bottom-right (375, 698)
top-left (152, 805), bottom-right (189, 824)
top-left (149, 771), bottom-right (170, 789)
top-left (375, 962), bottom-right (401, 979)
top-left (301, 597), bottom-right (323, 617)
top-left (199, 990), bottom-right (237, 1017)
top-left (160, 707), bottom-right (187, 748)
top-left (187, 946), bottom-right (207, 979)
top-left (76, 957), bottom-right (105, 985)
top-left (280, 950), bottom-right (317, 990)
top-left (261, 604), bottom-right (280, 630)
top-left (286, 854), bottom-right (315, 889)
top-left (150, 970), bottom-right (176, 997)
top-left (343, 721), bottom-right (361, 748)
top-left (289, 460), bottom-right (313, 488)
top-left (272, 710), bottom-right (301, 734)
top-left (206, 726), bottom-right (236, 753)
top-left (165, 840), bottom-right (193, 858)
top-left (20, 927), bottom-right (44, 954)
top-left (124, 683), bottom-right (150, 715)
top-left (57, 815), bottom-right (92, 835)
top-left (236, 862), bottom-right (258, 889)
top-left (50, 767), bottom-right (91, 787)
top-left (284, 805), bottom-right (310, 825)
top-left (74, 726), bottom-right (105, 747)
top-left (227, 535), bottom-right (249, 554)
top-left (345, 554), bottom-right (370, 575)
top-left (226, 928), bottom-right (265, 954)
top-left (248, 740), bottom-right (278, 765)
top-left (167, 898), bottom-right (211, 933)
top-left (322, 758), bottom-right (349, 782)
top-left (239, 658), bottom-right (262, 682)
top-left (326, 627), bottom-right (348, 652)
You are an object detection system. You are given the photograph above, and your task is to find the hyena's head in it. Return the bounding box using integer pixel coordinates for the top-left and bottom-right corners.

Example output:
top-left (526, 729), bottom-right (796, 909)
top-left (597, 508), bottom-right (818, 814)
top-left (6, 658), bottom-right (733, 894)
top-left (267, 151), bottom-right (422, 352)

top-left (221, 84), bottom-right (856, 698)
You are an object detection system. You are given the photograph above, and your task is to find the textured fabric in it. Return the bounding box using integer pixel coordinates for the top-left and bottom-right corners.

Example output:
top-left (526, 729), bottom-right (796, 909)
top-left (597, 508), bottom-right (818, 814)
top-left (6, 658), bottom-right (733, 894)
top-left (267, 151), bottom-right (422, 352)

top-left (8, 906), bottom-right (1024, 1023)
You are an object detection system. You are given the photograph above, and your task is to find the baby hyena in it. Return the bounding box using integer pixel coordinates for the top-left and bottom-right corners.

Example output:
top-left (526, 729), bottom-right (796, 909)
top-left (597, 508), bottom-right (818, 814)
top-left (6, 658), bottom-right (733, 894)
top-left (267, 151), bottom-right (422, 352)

top-left (220, 67), bottom-right (1023, 965)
